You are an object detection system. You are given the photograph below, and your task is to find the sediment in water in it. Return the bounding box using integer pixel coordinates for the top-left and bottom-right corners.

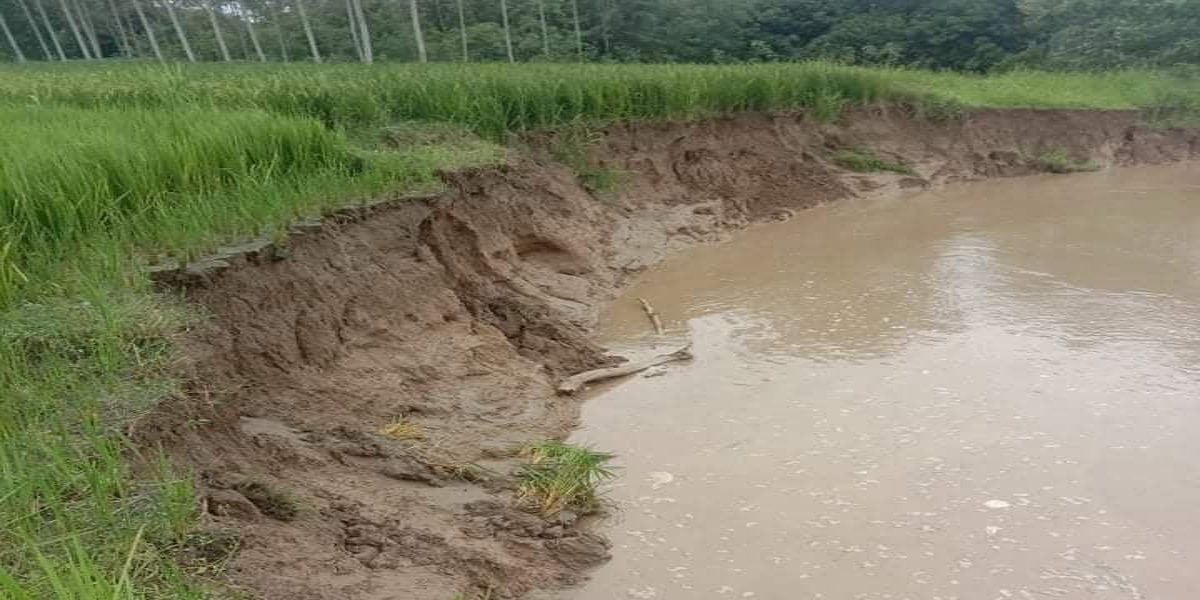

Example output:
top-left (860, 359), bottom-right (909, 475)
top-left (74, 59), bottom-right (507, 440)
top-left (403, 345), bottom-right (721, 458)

top-left (137, 109), bottom-right (1199, 600)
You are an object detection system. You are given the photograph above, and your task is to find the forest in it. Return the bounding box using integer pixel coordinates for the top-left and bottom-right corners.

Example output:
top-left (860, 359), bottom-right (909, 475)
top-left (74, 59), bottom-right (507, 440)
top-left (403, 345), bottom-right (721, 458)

top-left (1, 0), bottom-right (1199, 71)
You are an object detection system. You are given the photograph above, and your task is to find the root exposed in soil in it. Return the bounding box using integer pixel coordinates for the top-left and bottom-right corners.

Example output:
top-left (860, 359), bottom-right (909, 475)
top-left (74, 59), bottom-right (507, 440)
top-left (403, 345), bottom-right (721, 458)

top-left (136, 109), bottom-right (1199, 600)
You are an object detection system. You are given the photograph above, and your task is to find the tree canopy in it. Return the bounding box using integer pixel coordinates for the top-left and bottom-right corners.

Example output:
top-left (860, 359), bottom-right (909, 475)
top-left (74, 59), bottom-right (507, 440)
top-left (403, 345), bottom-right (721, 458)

top-left (0, 0), bottom-right (1197, 70)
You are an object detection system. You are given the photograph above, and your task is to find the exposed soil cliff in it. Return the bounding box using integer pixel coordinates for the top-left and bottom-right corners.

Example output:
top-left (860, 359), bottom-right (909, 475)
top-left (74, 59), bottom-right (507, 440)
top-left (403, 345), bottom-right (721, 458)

top-left (137, 109), bottom-right (1199, 600)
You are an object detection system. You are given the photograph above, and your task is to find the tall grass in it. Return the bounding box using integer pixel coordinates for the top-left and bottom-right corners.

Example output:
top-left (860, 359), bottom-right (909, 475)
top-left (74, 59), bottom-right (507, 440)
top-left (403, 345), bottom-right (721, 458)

top-left (0, 62), bottom-right (918, 137)
top-left (1, 62), bottom-right (1193, 140)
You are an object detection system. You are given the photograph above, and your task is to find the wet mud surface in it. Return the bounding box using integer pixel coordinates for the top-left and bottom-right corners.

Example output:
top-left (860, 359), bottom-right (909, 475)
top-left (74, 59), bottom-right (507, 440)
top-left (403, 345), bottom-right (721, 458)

top-left (571, 165), bottom-right (1200, 600)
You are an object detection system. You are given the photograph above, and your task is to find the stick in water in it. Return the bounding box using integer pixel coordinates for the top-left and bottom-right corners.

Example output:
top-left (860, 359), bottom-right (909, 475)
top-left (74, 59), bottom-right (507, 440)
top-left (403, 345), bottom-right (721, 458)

top-left (639, 297), bottom-right (665, 335)
top-left (557, 345), bottom-right (693, 395)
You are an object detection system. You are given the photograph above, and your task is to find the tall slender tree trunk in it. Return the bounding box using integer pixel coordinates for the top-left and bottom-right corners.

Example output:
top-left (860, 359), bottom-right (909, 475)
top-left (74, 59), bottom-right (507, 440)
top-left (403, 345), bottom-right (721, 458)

top-left (351, 0), bottom-right (371, 63)
top-left (74, 0), bottom-right (102, 57)
top-left (344, 0), bottom-right (361, 60)
top-left (207, 1), bottom-right (231, 61)
top-left (409, 0), bottom-right (425, 62)
top-left (268, 2), bottom-right (287, 61)
top-left (294, 0), bottom-right (320, 62)
top-left (107, 0), bottom-right (133, 56)
top-left (57, 0), bottom-right (92, 58)
top-left (164, 0), bottom-right (196, 61)
top-left (536, 0), bottom-right (549, 58)
top-left (0, 12), bottom-right (27, 62)
top-left (130, 0), bottom-right (163, 60)
top-left (34, 0), bottom-right (67, 59)
top-left (242, 5), bottom-right (265, 60)
top-left (455, 0), bottom-right (466, 61)
top-left (16, 0), bottom-right (53, 60)
top-left (570, 0), bottom-right (582, 60)
top-left (498, 0), bottom-right (512, 63)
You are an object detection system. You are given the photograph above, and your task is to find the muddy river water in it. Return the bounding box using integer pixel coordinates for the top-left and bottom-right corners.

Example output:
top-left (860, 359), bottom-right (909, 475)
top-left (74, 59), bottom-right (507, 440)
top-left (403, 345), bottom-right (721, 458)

top-left (566, 164), bottom-right (1200, 600)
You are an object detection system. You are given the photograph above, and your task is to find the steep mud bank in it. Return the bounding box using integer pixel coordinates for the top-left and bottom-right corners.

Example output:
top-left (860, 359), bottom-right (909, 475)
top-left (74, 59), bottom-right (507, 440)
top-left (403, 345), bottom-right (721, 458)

top-left (139, 109), bottom-right (1198, 600)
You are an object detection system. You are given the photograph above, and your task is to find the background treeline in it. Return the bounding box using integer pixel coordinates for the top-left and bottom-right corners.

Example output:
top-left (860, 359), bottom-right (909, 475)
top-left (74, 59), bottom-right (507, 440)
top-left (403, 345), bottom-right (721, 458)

top-left (1, 0), bottom-right (1199, 71)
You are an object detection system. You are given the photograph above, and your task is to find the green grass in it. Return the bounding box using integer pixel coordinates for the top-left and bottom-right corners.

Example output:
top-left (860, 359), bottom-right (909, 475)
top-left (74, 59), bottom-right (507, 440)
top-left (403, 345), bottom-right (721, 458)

top-left (1037, 149), bottom-right (1102, 174)
top-left (828, 149), bottom-right (916, 175)
top-left (1, 59), bottom-right (1197, 600)
top-left (514, 441), bottom-right (616, 516)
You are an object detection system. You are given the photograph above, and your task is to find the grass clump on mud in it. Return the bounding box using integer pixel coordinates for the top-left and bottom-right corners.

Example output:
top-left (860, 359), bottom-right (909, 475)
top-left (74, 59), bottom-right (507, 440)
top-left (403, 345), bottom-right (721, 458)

top-left (828, 149), bottom-right (916, 175)
top-left (515, 441), bottom-right (616, 516)
top-left (1037, 149), bottom-right (1102, 174)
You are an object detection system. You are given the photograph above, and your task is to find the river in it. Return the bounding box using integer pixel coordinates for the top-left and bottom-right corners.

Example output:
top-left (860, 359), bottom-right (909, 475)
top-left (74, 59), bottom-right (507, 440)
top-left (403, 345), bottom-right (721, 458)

top-left (567, 164), bottom-right (1200, 600)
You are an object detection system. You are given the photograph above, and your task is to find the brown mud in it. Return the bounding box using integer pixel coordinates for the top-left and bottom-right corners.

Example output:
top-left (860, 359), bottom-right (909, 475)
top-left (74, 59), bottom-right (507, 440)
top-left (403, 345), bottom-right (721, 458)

top-left (136, 109), bottom-right (1199, 600)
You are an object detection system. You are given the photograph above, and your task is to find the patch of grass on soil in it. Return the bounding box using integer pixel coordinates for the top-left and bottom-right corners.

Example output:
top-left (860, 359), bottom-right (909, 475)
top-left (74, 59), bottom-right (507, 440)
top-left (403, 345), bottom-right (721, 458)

top-left (1037, 149), bottom-right (1102, 174)
top-left (829, 149), bottom-right (916, 175)
top-left (515, 441), bottom-right (616, 516)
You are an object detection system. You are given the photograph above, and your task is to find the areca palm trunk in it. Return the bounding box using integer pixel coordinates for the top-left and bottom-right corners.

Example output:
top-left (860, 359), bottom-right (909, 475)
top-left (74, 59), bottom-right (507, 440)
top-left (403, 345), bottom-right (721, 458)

top-left (16, 0), bottom-right (54, 60)
top-left (130, 0), bottom-right (163, 60)
top-left (455, 0), bottom-right (467, 61)
top-left (409, 0), bottom-right (425, 63)
top-left (344, 0), bottom-right (361, 60)
top-left (57, 0), bottom-right (93, 58)
top-left (268, 2), bottom-right (287, 60)
top-left (107, 0), bottom-right (133, 56)
top-left (207, 1), bottom-right (232, 61)
top-left (74, 0), bottom-right (103, 58)
top-left (351, 0), bottom-right (371, 63)
top-left (242, 5), bottom-right (265, 60)
top-left (536, 0), bottom-right (548, 58)
top-left (164, 0), bottom-right (196, 61)
top-left (0, 12), bottom-right (27, 62)
top-left (570, 0), bottom-right (582, 60)
top-left (34, 0), bottom-right (67, 60)
top-left (294, 0), bottom-right (320, 62)
top-left (498, 0), bottom-right (512, 63)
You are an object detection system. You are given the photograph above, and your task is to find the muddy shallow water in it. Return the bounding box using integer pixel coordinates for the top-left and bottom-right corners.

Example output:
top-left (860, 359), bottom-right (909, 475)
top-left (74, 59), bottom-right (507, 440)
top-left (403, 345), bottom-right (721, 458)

top-left (567, 164), bottom-right (1200, 600)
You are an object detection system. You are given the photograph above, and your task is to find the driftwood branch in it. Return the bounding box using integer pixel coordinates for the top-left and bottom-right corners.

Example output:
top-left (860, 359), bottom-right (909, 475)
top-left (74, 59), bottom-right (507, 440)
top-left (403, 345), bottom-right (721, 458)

top-left (557, 345), bottom-right (693, 395)
top-left (639, 297), bottom-right (665, 335)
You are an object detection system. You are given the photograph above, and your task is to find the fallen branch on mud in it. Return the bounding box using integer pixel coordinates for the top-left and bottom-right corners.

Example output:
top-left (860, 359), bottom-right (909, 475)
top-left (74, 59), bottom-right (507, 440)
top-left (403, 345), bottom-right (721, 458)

top-left (639, 297), bottom-right (665, 335)
top-left (557, 345), bottom-right (694, 394)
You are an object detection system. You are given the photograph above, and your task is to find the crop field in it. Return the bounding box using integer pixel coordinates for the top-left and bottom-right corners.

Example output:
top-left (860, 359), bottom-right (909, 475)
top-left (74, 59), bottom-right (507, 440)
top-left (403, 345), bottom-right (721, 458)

top-left (0, 60), bottom-right (1197, 600)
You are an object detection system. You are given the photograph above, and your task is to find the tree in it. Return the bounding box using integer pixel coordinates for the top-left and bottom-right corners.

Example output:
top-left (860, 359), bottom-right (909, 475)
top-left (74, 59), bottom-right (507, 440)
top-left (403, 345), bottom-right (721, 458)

top-left (410, 0), bottom-right (426, 62)
top-left (107, 0), bottom-right (134, 56)
top-left (206, 0), bottom-right (232, 61)
top-left (164, 0), bottom-right (197, 61)
top-left (455, 0), bottom-right (467, 60)
top-left (498, 0), bottom-right (512, 62)
top-left (295, 0), bottom-right (320, 61)
top-left (130, 0), bottom-right (164, 60)
top-left (57, 0), bottom-right (92, 58)
top-left (16, 0), bottom-right (54, 60)
top-left (266, 0), bottom-right (288, 60)
top-left (0, 10), bottom-right (27, 62)
top-left (350, 0), bottom-right (371, 62)
top-left (535, 0), bottom-right (548, 57)
top-left (242, 2), bottom-right (267, 61)
top-left (569, 0), bottom-right (581, 59)
top-left (73, 0), bottom-right (102, 57)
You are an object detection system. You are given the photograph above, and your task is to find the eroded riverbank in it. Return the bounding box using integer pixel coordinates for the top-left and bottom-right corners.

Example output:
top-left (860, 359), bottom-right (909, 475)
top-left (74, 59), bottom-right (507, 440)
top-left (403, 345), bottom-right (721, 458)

top-left (141, 111), bottom-right (1199, 600)
top-left (571, 164), bottom-right (1200, 600)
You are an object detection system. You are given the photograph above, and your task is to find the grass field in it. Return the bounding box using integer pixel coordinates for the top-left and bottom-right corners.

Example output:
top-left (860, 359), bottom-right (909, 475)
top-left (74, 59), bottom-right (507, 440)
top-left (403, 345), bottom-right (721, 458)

top-left (0, 60), bottom-right (1196, 600)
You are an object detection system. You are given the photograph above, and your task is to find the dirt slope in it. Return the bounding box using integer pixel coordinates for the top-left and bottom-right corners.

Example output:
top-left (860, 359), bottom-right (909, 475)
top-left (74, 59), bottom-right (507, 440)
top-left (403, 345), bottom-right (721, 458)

top-left (137, 109), bottom-right (1199, 600)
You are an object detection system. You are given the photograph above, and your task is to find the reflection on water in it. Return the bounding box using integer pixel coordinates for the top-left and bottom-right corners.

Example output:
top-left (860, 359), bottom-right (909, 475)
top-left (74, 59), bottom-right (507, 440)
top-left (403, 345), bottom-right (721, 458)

top-left (568, 165), bottom-right (1200, 600)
